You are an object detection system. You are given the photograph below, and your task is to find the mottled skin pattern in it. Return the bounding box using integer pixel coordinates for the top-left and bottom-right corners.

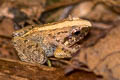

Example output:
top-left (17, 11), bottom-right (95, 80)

top-left (12, 18), bottom-right (92, 64)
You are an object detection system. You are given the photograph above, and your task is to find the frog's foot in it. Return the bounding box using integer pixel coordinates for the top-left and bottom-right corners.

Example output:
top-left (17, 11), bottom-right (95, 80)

top-left (13, 37), bottom-right (47, 64)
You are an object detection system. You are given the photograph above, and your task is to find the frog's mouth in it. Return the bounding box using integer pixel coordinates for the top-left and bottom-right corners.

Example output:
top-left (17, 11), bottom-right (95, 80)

top-left (63, 27), bottom-right (90, 47)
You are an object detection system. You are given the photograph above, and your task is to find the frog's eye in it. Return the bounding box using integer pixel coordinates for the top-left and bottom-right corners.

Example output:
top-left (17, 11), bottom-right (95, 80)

top-left (71, 28), bottom-right (77, 33)
top-left (74, 31), bottom-right (80, 35)
top-left (71, 28), bottom-right (80, 35)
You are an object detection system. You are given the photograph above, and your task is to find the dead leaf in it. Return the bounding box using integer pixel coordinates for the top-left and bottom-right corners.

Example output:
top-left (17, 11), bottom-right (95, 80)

top-left (74, 24), bottom-right (120, 80)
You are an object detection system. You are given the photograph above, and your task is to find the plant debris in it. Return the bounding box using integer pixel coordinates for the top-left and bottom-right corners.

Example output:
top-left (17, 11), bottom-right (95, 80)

top-left (0, 0), bottom-right (120, 80)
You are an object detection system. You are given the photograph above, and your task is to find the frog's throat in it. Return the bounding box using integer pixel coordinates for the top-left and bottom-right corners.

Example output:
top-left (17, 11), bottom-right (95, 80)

top-left (22, 19), bottom-right (92, 37)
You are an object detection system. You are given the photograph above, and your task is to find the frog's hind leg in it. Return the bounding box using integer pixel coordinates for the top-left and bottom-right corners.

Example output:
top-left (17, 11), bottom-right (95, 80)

top-left (12, 37), bottom-right (47, 64)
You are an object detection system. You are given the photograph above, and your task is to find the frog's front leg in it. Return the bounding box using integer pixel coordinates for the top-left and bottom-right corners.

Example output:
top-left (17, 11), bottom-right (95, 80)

top-left (49, 38), bottom-right (76, 58)
top-left (13, 37), bottom-right (47, 64)
top-left (54, 46), bottom-right (72, 58)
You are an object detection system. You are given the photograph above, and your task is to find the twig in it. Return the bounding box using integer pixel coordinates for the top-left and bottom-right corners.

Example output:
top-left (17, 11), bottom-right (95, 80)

top-left (45, 0), bottom-right (83, 12)
top-left (49, 57), bottom-right (91, 72)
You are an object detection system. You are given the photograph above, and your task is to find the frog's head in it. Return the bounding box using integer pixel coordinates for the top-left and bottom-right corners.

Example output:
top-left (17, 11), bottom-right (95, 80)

top-left (63, 18), bottom-right (92, 47)
top-left (54, 18), bottom-right (92, 58)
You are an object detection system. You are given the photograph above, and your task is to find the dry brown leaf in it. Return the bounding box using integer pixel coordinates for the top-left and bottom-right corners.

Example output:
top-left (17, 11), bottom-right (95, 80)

top-left (70, 1), bottom-right (120, 23)
top-left (74, 24), bottom-right (120, 80)
top-left (0, 0), bottom-right (46, 20)
top-left (0, 18), bottom-right (14, 36)
top-left (94, 0), bottom-right (120, 13)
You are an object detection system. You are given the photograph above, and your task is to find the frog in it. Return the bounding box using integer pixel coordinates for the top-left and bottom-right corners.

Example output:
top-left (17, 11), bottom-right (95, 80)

top-left (12, 17), bottom-right (92, 64)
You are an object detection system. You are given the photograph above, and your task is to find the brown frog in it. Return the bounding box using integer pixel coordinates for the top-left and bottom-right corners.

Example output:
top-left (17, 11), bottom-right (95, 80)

top-left (12, 17), bottom-right (92, 64)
